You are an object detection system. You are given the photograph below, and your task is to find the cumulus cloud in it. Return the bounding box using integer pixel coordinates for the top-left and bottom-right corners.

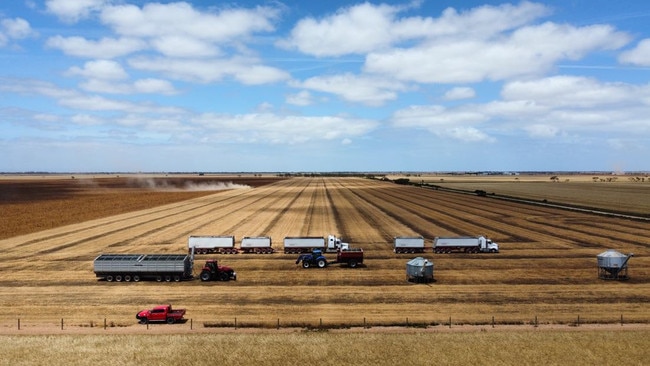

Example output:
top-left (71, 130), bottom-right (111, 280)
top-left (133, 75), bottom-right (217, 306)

top-left (100, 2), bottom-right (278, 42)
top-left (0, 17), bottom-right (37, 47)
top-left (365, 22), bottom-right (630, 83)
top-left (46, 0), bottom-right (109, 23)
top-left (291, 73), bottom-right (409, 106)
top-left (392, 75), bottom-right (650, 142)
top-left (66, 59), bottom-right (129, 80)
top-left (286, 90), bottom-right (314, 106)
top-left (619, 38), bottom-right (650, 66)
top-left (128, 56), bottom-right (290, 85)
top-left (46, 35), bottom-right (146, 58)
top-left (280, 1), bottom-right (550, 56)
top-left (444, 87), bottom-right (476, 100)
top-left (192, 113), bottom-right (378, 144)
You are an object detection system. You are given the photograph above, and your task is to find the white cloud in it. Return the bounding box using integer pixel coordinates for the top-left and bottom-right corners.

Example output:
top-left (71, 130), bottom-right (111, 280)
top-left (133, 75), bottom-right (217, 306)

top-left (280, 1), bottom-right (550, 57)
top-left (501, 76), bottom-right (641, 107)
top-left (365, 22), bottom-right (630, 83)
top-left (279, 2), bottom-right (399, 56)
top-left (291, 73), bottom-right (409, 106)
top-left (66, 60), bottom-right (129, 80)
top-left (46, 0), bottom-right (109, 23)
top-left (619, 38), bottom-right (650, 66)
top-left (392, 75), bottom-right (650, 142)
top-left (1, 17), bottom-right (36, 39)
top-left (128, 56), bottom-right (290, 85)
top-left (46, 35), bottom-right (146, 58)
top-left (150, 35), bottom-right (219, 58)
top-left (192, 113), bottom-right (378, 144)
top-left (100, 3), bottom-right (278, 41)
top-left (444, 87), bottom-right (475, 100)
top-left (391, 104), bottom-right (493, 142)
top-left (525, 124), bottom-right (560, 138)
top-left (286, 90), bottom-right (314, 106)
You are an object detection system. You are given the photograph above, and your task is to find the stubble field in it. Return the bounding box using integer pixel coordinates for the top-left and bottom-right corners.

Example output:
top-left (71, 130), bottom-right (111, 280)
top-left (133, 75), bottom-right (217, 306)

top-left (1, 174), bottom-right (648, 364)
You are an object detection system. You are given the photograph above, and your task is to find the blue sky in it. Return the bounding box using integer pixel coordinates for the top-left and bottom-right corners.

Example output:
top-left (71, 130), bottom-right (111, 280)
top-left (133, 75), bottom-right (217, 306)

top-left (1, 0), bottom-right (649, 172)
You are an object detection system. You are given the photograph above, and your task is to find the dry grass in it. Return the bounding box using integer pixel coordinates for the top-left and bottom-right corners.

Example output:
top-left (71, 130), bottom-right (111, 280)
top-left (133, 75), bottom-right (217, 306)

top-left (2, 330), bottom-right (649, 366)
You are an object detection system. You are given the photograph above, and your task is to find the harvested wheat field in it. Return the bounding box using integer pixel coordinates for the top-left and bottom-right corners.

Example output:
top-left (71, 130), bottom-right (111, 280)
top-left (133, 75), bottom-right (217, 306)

top-left (0, 175), bottom-right (648, 364)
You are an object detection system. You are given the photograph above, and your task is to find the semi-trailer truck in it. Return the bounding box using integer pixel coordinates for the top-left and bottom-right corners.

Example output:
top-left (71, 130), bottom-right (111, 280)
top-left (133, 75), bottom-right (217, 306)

top-left (283, 235), bottom-right (349, 254)
top-left (433, 236), bottom-right (499, 253)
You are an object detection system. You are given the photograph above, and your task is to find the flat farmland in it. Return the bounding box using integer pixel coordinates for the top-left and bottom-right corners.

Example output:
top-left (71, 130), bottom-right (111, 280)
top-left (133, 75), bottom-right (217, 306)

top-left (412, 174), bottom-right (650, 216)
top-left (0, 175), bottom-right (648, 332)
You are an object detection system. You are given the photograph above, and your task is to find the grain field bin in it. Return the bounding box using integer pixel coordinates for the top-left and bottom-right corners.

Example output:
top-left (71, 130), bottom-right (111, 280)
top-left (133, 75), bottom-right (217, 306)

top-left (406, 257), bottom-right (434, 283)
top-left (597, 249), bottom-right (633, 280)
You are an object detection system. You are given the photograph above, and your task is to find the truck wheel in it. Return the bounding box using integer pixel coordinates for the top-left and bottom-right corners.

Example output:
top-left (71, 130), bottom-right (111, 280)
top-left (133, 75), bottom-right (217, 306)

top-left (115, 275), bottom-right (123, 282)
top-left (166, 317), bottom-right (175, 324)
top-left (317, 260), bottom-right (326, 268)
top-left (138, 317), bottom-right (148, 324)
top-left (155, 276), bottom-right (162, 282)
top-left (133, 275), bottom-right (140, 282)
top-left (219, 272), bottom-right (230, 281)
top-left (302, 261), bottom-right (310, 268)
top-left (164, 275), bottom-right (171, 282)
top-left (124, 275), bottom-right (131, 282)
top-left (200, 271), bottom-right (211, 281)
top-left (349, 260), bottom-right (358, 268)
top-left (106, 275), bottom-right (114, 282)
top-left (173, 275), bottom-right (181, 282)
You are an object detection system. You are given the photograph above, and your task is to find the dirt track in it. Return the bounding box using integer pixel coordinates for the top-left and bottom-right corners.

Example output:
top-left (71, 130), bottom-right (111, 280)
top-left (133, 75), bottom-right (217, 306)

top-left (0, 177), bottom-right (648, 332)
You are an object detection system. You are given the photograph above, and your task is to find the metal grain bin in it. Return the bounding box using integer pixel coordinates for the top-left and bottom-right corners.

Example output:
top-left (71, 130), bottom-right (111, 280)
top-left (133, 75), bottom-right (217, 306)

top-left (406, 257), bottom-right (434, 283)
top-left (597, 249), bottom-right (633, 280)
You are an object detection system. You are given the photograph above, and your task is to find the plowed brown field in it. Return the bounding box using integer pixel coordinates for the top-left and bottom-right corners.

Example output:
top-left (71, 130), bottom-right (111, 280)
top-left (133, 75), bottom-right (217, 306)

top-left (0, 176), bottom-right (648, 331)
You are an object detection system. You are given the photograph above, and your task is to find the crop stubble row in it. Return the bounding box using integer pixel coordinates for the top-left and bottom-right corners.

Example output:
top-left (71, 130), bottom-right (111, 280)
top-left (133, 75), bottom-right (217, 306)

top-left (0, 177), bottom-right (648, 326)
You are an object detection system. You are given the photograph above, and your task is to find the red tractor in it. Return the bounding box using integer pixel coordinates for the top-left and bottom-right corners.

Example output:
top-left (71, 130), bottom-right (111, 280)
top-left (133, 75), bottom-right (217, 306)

top-left (199, 259), bottom-right (237, 281)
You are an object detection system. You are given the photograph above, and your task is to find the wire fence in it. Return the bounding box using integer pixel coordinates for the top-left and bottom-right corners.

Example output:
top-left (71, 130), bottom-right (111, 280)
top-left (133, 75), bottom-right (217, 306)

top-left (4, 314), bottom-right (649, 332)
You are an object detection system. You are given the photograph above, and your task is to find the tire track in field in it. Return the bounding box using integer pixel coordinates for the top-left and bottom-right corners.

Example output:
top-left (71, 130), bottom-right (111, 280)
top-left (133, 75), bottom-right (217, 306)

top-left (328, 179), bottom-right (410, 244)
top-left (367, 186), bottom-right (537, 242)
top-left (302, 179), bottom-right (319, 235)
top-left (413, 186), bottom-right (648, 245)
top-left (203, 178), bottom-right (307, 239)
top-left (257, 180), bottom-right (311, 236)
top-left (324, 180), bottom-right (347, 239)
top-left (5, 188), bottom-right (253, 255)
top-left (12, 184), bottom-right (288, 259)
top-left (396, 186), bottom-right (648, 248)
top-left (373, 185), bottom-right (579, 245)
top-left (136, 179), bottom-right (306, 245)
top-left (35, 189), bottom-right (257, 255)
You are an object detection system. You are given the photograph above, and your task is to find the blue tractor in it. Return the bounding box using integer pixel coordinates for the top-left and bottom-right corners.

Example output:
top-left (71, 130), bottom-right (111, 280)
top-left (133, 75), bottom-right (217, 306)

top-left (295, 249), bottom-right (328, 268)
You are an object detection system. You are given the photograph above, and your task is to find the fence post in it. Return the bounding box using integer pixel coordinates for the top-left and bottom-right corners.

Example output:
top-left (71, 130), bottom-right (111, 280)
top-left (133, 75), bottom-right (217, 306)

top-left (534, 315), bottom-right (538, 327)
top-left (190, 318), bottom-right (193, 330)
top-left (621, 314), bottom-right (624, 326)
top-left (406, 317), bottom-right (409, 326)
top-left (61, 318), bottom-right (64, 330)
top-left (492, 316), bottom-right (495, 328)
top-left (448, 316), bottom-right (451, 328)
top-left (577, 315), bottom-right (580, 326)
top-left (235, 317), bottom-right (237, 329)
top-left (277, 318), bottom-right (280, 330)
top-left (104, 318), bottom-right (106, 330)
top-left (17, 318), bottom-right (20, 330)
top-left (363, 317), bottom-right (366, 328)
top-left (319, 318), bottom-right (322, 328)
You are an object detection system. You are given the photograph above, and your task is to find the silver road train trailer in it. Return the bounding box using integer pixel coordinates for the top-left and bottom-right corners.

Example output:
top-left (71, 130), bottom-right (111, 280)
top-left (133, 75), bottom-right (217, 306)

top-left (240, 236), bottom-right (274, 254)
top-left (93, 253), bottom-right (193, 282)
top-left (188, 235), bottom-right (237, 254)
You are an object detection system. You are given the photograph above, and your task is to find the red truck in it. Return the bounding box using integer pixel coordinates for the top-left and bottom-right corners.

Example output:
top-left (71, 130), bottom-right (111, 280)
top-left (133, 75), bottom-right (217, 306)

top-left (136, 304), bottom-right (186, 324)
